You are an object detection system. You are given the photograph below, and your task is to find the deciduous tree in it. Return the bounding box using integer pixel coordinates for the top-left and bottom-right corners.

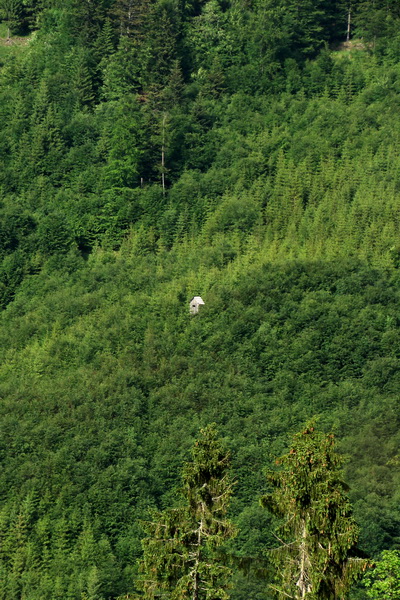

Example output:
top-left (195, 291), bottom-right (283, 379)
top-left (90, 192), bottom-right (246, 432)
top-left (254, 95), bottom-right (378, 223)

top-left (364, 550), bottom-right (400, 600)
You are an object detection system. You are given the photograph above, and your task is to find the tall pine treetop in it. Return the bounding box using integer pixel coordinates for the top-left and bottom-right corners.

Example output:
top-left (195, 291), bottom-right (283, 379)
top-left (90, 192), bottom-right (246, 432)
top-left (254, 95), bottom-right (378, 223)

top-left (139, 425), bottom-right (235, 600)
top-left (262, 423), bottom-right (369, 600)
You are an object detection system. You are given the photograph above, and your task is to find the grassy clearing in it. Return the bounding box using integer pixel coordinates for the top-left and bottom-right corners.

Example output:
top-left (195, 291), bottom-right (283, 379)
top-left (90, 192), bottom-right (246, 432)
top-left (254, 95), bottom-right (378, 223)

top-left (0, 21), bottom-right (32, 62)
top-left (331, 38), bottom-right (370, 60)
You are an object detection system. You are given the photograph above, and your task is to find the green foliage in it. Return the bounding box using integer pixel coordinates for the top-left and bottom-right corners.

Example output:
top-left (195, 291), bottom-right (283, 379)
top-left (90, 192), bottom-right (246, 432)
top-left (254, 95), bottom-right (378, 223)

top-left (364, 551), bottom-right (400, 600)
top-left (100, 96), bottom-right (143, 188)
top-left (262, 425), bottom-right (369, 599)
top-left (1, 252), bottom-right (399, 599)
top-left (0, 0), bottom-right (22, 36)
top-left (0, 1), bottom-right (399, 598)
top-left (139, 425), bottom-right (236, 600)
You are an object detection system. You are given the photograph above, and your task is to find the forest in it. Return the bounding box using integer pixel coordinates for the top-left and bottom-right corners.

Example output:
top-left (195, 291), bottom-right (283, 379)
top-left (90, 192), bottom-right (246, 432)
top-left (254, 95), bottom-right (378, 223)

top-left (0, 0), bottom-right (400, 598)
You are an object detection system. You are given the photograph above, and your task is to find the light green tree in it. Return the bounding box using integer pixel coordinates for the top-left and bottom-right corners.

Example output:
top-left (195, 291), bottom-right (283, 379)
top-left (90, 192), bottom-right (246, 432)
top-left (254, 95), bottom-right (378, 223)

top-left (364, 551), bottom-right (400, 600)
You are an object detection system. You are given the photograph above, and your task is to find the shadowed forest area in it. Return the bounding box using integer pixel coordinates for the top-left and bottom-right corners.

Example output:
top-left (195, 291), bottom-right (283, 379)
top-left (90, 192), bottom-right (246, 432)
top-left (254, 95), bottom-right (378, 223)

top-left (0, 0), bottom-right (400, 598)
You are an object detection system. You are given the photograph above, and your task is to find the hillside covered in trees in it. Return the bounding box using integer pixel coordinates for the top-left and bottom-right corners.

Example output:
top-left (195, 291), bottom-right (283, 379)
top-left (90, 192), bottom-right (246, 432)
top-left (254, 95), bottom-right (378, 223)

top-left (0, 0), bottom-right (400, 598)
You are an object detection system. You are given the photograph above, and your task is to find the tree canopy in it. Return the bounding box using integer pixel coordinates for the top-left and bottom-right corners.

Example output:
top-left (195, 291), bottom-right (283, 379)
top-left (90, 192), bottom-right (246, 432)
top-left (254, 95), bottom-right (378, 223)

top-left (0, 0), bottom-right (399, 598)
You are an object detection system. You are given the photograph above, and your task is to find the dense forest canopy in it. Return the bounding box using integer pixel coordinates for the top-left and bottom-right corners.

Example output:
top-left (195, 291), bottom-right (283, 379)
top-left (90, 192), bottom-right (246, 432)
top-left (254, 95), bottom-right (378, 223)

top-left (0, 0), bottom-right (400, 598)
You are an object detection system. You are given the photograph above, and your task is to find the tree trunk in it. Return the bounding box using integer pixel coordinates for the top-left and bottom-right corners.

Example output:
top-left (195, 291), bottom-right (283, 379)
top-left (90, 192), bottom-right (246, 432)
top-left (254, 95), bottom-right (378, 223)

top-left (296, 520), bottom-right (309, 600)
top-left (161, 113), bottom-right (166, 198)
top-left (346, 7), bottom-right (351, 42)
top-left (192, 519), bottom-right (203, 600)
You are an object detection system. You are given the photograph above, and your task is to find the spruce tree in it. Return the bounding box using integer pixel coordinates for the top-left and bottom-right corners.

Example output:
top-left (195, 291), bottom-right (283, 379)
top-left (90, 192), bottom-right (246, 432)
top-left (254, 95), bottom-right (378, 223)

top-left (110, 0), bottom-right (150, 41)
top-left (0, 0), bottom-right (21, 38)
top-left (139, 425), bottom-right (235, 600)
top-left (262, 424), bottom-right (369, 600)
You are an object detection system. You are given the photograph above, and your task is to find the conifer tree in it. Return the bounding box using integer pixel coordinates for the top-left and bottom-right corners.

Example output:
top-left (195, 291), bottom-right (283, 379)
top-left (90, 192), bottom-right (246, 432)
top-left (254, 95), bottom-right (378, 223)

top-left (142, 2), bottom-right (178, 86)
top-left (0, 0), bottom-right (21, 38)
top-left (139, 425), bottom-right (235, 600)
top-left (262, 424), bottom-right (369, 600)
top-left (110, 0), bottom-right (149, 42)
top-left (94, 18), bottom-right (115, 62)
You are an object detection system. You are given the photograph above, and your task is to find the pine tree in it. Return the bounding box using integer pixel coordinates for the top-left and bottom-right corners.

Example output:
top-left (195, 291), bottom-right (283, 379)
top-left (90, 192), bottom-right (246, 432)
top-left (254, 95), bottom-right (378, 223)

top-left (142, 2), bottom-right (178, 86)
top-left (70, 50), bottom-right (96, 108)
top-left (110, 0), bottom-right (150, 42)
top-left (262, 423), bottom-right (369, 600)
top-left (0, 0), bottom-right (21, 39)
top-left (139, 425), bottom-right (236, 600)
top-left (162, 60), bottom-right (185, 108)
top-left (67, 0), bottom-right (109, 45)
top-left (102, 96), bottom-right (143, 188)
top-left (94, 18), bottom-right (115, 62)
top-left (354, 0), bottom-right (400, 46)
